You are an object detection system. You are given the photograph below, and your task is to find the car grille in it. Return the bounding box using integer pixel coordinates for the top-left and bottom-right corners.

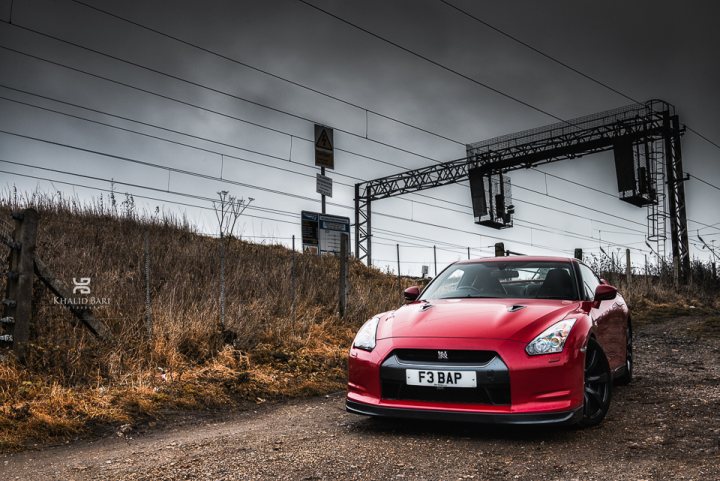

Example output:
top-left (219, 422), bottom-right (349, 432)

top-left (379, 349), bottom-right (511, 406)
top-left (393, 349), bottom-right (496, 364)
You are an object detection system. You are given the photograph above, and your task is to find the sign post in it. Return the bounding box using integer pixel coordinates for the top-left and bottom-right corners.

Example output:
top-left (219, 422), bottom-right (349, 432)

top-left (314, 125), bottom-right (334, 214)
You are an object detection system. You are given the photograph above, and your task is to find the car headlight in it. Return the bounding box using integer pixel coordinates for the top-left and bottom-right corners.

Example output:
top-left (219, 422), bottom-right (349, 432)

top-left (353, 316), bottom-right (380, 351)
top-left (526, 319), bottom-right (576, 355)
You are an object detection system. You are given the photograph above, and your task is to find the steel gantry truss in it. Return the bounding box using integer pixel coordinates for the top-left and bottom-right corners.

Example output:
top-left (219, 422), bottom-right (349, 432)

top-left (354, 99), bottom-right (691, 280)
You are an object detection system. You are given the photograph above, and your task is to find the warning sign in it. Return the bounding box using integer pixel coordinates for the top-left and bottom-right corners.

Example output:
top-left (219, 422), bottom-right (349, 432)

top-left (316, 173), bottom-right (333, 197)
top-left (314, 124), bottom-right (334, 169)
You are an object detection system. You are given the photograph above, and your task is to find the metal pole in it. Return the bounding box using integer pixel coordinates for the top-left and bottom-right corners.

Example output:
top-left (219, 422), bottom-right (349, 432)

top-left (467, 247), bottom-right (470, 260)
top-left (321, 166), bottom-right (326, 214)
top-left (396, 243), bottom-right (401, 292)
top-left (220, 237), bottom-right (226, 330)
top-left (433, 245), bottom-right (437, 276)
top-left (354, 184), bottom-right (360, 264)
top-left (291, 235), bottom-right (296, 327)
top-left (144, 230), bottom-right (152, 337)
top-left (366, 192), bottom-right (372, 266)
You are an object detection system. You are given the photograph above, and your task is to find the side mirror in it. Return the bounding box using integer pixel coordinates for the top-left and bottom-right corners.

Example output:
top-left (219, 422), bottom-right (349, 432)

top-left (594, 284), bottom-right (617, 302)
top-left (403, 286), bottom-right (421, 302)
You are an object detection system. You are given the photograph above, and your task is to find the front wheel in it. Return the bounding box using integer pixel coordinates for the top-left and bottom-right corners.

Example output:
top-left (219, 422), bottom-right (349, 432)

top-left (578, 338), bottom-right (612, 427)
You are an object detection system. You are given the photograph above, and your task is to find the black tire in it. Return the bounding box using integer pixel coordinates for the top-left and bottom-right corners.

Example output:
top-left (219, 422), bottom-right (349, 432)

top-left (615, 323), bottom-right (633, 386)
top-left (578, 338), bottom-right (612, 427)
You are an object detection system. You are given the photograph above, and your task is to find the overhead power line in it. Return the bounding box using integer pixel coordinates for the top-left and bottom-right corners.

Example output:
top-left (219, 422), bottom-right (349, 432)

top-left (437, 0), bottom-right (720, 153)
top-left (3, 5), bottom-right (715, 249)
top-left (66, 0), bottom-right (465, 147)
top-left (688, 173), bottom-right (720, 192)
top-left (296, 0), bottom-right (569, 125)
top-left (65, 0), bottom-right (720, 191)
top-left (0, 84), bottom-right (658, 236)
top-left (0, 21), bottom-right (668, 236)
top-left (2, 158), bottom-right (648, 255)
top-left (0, 23), bottom-right (451, 167)
top-left (0, 168), bottom-right (298, 226)
top-left (438, 0), bottom-right (640, 105)
top-left (0, 85), bottom-right (475, 216)
top-left (0, 167), bottom-right (525, 261)
top-left (0, 123), bottom-right (653, 237)
top-left (0, 42), bottom-right (426, 171)
top-left (296, 0), bottom-right (720, 246)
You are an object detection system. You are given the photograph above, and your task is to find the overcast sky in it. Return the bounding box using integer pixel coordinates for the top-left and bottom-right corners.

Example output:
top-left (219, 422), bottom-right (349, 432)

top-left (1, 0), bottom-right (719, 275)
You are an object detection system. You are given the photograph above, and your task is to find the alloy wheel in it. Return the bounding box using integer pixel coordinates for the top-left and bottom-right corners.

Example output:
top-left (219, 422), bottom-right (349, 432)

top-left (579, 338), bottom-right (612, 427)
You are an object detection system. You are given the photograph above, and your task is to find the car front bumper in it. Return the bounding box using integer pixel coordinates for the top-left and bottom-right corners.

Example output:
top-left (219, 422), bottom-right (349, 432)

top-left (347, 336), bottom-right (586, 421)
top-left (346, 398), bottom-right (583, 425)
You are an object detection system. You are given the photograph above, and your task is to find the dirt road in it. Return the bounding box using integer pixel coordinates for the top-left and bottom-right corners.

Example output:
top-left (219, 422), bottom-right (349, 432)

top-left (1, 316), bottom-right (718, 480)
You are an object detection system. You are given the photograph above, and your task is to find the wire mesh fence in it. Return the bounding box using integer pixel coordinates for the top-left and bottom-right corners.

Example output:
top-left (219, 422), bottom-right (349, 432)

top-left (0, 193), bottom-right (717, 376)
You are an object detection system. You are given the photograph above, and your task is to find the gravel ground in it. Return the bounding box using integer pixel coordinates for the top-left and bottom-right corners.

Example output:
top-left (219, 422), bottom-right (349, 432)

top-left (1, 315), bottom-right (718, 481)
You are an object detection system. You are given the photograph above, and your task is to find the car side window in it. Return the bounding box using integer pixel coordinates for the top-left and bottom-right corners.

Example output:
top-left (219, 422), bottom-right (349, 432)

top-left (579, 264), bottom-right (601, 301)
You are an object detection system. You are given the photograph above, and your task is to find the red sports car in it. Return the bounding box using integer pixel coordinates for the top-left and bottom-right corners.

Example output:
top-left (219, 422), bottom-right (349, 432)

top-left (346, 256), bottom-right (632, 426)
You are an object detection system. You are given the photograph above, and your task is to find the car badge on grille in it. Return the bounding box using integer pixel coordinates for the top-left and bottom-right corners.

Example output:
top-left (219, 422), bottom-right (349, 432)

top-left (437, 350), bottom-right (448, 360)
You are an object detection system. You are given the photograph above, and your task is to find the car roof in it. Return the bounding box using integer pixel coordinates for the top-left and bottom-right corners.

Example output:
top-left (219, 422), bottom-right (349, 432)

top-left (456, 255), bottom-right (577, 264)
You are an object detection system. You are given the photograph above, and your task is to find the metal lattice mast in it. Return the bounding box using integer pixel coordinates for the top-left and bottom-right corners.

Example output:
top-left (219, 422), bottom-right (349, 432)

top-left (354, 100), bottom-right (690, 281)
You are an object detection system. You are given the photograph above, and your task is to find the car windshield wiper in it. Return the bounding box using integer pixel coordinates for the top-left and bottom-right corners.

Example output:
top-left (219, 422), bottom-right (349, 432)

top-left (438, 295), bottom-right (502, 299)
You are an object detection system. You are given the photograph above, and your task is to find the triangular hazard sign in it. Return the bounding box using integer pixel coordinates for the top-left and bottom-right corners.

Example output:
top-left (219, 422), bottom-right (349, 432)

top-left (316, 129), bottom-right (333, 150)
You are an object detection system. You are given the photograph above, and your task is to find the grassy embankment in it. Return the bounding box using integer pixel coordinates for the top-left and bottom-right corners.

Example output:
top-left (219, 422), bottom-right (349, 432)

top-left (0, 193), bottom-right (410, 450)
top-left (0, 192), bottom-right (717, 450)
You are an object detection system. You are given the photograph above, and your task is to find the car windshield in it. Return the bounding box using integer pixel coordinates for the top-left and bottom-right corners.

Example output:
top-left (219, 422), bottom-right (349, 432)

top-left (419, 260), bottom-right (580, 301)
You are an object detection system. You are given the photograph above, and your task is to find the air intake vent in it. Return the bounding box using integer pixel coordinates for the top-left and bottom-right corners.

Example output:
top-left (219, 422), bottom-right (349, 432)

top-left (393, 349), bottom-right (496, 364)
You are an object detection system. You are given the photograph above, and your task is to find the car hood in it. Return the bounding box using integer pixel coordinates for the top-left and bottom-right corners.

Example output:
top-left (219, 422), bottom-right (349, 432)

top-left (376, 298), bottom-right (581, 343)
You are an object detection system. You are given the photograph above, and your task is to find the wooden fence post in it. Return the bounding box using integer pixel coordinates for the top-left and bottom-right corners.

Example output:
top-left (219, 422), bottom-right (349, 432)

top-left (338, 233), bottom-right (348, 317)
top-left (144, 230), bottom-right (152, 337)
top-left (1, 209), bottom-right (111, 348)
top-left (625, 249), bottom-right (631, 286)
top-left (2, 209), bottom-right (39, 362)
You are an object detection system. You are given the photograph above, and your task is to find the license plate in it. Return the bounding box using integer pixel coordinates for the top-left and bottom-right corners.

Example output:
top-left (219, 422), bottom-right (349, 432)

top-left (406, 369), bottom-right (477, 388)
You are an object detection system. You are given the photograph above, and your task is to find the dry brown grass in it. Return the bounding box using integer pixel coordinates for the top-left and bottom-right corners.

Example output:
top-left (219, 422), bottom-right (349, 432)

top-left (0, 190), bottom-right (410, 451)
top-left (612, 276), bottom-right (720, 326)
top-left (1, 190), bottom-right (717, 451)
top-left (584, 255), bottom-right (720, 324)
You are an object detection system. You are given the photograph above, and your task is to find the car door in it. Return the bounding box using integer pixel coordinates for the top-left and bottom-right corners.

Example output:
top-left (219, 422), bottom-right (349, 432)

top-left (578, 264), bottom-right (622, 370)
